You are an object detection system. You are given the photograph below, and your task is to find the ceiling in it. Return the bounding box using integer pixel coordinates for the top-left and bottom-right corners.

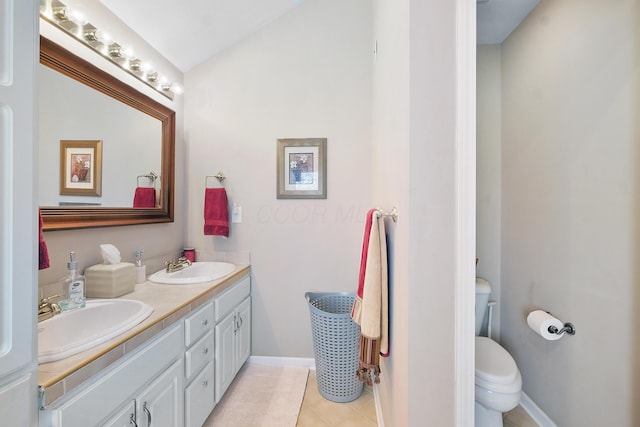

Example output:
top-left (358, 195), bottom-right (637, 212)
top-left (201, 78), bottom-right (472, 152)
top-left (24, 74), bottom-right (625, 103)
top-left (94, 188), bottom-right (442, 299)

top-left (83, 0), bottom-right (538, 73)
top-left (99, 0), bottom-right (303, 72)
top-left (477, 0), bottom-right (540, 45)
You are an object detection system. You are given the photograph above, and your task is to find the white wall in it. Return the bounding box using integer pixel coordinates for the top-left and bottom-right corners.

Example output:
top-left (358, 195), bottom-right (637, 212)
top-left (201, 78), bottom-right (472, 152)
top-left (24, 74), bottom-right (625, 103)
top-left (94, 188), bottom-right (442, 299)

top-left (476, 44), bottom-right (502, 338)
top-left (373, 0), bottom-right (470, 425)
top-left (371, 0), bottom-right (410, 423)
top-left (499, 0), bottom-right (640, 425)
top-left (184, 0), bottom-right (373, 358)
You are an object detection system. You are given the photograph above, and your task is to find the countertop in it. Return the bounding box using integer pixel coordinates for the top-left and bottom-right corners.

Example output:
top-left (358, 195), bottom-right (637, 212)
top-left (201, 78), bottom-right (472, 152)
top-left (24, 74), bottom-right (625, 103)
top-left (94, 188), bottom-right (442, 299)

top-left (38, 264), bottom-right (251, 408)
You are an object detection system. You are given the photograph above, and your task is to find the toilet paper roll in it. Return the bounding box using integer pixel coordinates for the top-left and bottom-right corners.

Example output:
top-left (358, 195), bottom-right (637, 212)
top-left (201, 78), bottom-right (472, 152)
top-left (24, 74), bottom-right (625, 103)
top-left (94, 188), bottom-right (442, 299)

top-left (527, 310), bottom-right (565, 341)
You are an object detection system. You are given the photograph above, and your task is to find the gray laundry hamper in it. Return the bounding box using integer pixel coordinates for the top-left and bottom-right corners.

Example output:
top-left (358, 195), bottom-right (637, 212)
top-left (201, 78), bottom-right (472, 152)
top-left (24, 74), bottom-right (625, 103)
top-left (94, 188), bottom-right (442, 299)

top-left (305, 292), bottom-right (364, 403)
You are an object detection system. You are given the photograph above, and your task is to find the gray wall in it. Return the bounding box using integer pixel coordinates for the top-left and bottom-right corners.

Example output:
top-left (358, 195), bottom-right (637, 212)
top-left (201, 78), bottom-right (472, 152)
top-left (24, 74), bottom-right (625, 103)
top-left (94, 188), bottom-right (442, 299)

top-left (183, 0), bottom-right (374, 358)
top-left (476, 44), bottom-right (502, 339)
top-left (185, 0), bottom-right (469, 425)
top-left (478, 0), bottom-right (640, 425)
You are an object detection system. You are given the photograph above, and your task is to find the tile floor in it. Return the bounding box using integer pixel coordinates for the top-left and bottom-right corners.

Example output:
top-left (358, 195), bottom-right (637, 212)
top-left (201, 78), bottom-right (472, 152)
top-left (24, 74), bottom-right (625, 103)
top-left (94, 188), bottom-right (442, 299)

top-left (504, 405), bottom-right (539, 427)
top-left (296, 371), bottom-right (377, 427)
top-left (296, 371), bottom-right (538, 427)
top-left (296, 369), bottom-right (538, 427)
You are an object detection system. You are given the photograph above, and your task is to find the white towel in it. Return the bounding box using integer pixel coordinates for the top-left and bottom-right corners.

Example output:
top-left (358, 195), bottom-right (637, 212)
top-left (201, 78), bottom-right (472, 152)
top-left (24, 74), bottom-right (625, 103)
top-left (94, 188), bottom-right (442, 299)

top-left (351, 209), bottom-right (389, 384)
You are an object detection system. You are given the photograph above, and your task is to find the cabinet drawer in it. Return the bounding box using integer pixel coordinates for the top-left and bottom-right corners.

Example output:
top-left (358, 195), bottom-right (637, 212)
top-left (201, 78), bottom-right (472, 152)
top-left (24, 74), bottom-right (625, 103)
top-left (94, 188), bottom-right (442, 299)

top-left (185, 301), bottom-right (214, 347)
top-left (185, 330), bottom-right (214, 380)
top-left (214, 276), bottom-right (250, 321)
top-left (184, 361), bottom-right (215, 427)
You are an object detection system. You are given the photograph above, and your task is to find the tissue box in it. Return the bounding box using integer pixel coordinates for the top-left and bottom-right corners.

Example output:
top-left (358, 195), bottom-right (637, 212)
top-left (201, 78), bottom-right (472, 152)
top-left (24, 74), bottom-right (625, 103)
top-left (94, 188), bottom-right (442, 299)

top-left (85, 262), bottom-right (136, 298)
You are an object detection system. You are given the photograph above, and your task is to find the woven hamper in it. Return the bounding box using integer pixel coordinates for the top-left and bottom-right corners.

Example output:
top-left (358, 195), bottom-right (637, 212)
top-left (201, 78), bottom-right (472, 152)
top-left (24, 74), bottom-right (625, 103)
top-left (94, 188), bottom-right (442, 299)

top-left (305, 292), bottom-right (363, 403)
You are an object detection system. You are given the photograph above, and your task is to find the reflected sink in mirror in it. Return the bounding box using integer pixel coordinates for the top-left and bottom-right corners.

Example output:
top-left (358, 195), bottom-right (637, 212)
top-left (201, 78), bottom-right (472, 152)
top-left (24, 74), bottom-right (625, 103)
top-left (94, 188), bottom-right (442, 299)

top-left (38, 299), bottom-right (153, 364)
top-left (148, 262), bottom-right (236, 285)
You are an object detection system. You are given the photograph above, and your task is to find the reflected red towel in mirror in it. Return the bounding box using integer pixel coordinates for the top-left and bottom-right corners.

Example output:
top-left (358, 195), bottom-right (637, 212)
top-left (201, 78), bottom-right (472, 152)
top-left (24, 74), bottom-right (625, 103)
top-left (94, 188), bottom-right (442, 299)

top-left (38, 209), bottom-right (50, 270)
top-left (204, 188), bottom-right (229, 237)
top-left (133, 187), bottom-right (156, 208)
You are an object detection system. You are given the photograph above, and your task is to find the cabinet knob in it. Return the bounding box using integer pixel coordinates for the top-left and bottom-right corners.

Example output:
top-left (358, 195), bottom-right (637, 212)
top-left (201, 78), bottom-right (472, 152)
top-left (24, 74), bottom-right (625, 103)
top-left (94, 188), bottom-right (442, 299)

top-left (201, 319), bottom-right (209, 326)
top-left (202, 380), bottom-right (208, 387)
top-left (202, 347), bottom-right (209, 355)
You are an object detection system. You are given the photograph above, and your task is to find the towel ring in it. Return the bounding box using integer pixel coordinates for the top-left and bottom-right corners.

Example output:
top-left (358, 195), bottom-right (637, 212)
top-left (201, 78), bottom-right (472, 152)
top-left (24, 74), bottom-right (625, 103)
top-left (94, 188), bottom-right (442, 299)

top-left (137, 172), bottom-right (158, 187)
top-left (205, 172), bottom-right (226, 188)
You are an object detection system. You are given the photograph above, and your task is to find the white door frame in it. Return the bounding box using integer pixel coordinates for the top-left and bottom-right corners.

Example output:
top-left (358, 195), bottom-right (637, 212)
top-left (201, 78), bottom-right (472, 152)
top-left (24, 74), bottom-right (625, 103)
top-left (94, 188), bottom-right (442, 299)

top-left (455, 0), bottom-right (476, 425)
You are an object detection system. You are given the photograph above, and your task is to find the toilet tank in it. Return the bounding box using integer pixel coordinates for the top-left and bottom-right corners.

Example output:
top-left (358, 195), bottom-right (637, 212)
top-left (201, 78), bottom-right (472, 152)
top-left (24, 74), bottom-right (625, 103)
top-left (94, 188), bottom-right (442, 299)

top-left (475, 278), bottom-right (491, 336)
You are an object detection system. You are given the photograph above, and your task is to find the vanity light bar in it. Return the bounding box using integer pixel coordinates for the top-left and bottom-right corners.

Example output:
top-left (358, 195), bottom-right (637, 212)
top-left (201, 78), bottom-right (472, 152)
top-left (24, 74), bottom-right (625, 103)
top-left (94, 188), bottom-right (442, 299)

top-left (40, 0), bottom-right (181, 100)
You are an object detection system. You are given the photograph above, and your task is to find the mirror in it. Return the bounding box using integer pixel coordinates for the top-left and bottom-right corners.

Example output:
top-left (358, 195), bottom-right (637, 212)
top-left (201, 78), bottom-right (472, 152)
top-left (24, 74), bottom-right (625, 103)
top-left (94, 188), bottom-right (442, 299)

top-left (39, 36), bottom-right (175, 230)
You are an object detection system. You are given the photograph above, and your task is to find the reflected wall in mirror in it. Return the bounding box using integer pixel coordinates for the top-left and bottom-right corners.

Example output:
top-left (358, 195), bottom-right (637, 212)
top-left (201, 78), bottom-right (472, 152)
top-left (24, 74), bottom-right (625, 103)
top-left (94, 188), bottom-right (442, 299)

top-left (39, 36), bottom-right (175, 230)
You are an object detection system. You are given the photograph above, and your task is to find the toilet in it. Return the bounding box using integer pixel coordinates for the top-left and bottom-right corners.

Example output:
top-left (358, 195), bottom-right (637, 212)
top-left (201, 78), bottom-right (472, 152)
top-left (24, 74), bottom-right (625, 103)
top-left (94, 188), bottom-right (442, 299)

top-left (475, 278), bottom-right (522, 427)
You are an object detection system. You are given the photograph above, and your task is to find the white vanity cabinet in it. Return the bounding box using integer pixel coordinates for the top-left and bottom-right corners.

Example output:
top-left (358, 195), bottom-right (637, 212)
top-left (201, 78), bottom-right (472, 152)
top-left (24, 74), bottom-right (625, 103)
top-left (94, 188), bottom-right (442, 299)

top-left (214, 277), bottom-right (251, 401)
top-left (136, 359), bottom-right (183, 427)
top-left (103, 360), bottom-right (183, 427)
top-left (101, 400), bottom-right (136, 426)
top-left (183, 302), bottom-right (215, 427)
top-left (41, 323), bottom-right (184, 427)
top-left (39, 272), bottom-right (252, 427)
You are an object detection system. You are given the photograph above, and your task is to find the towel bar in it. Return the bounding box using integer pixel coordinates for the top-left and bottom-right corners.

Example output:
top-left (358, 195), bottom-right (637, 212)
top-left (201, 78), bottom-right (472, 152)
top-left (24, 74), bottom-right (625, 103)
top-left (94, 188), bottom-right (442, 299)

top-left (376, 207), bottom-right (398, 222)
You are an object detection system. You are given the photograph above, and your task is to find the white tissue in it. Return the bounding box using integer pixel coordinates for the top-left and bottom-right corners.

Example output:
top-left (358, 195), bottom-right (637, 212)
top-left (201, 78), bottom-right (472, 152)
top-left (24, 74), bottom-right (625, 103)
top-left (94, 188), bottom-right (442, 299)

top-left (100, 244), bottom-right (122, 264)
top-left (527, 310), bottom-right (565, 341)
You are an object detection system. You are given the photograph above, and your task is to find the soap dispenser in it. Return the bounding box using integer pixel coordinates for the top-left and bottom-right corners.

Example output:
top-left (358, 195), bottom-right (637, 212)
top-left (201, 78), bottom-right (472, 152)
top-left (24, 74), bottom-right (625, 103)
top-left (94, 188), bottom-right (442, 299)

top-left (59, 252), bottom-right (86, 311)
top-left (135, 249), bottom-right (146, 284)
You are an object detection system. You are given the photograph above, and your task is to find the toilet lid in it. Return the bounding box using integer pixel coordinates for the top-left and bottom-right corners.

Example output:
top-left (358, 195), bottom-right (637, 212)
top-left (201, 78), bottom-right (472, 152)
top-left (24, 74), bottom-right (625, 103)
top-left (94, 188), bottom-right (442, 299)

top-left (475, 336), bottom-right (518, 385)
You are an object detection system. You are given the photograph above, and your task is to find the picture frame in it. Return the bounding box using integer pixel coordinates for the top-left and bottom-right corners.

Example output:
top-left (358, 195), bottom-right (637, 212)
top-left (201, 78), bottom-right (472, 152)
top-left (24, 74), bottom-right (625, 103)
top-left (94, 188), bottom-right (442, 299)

top-left (59, 140), bottom-right (103, 196)
top-left (277, 138), bottom-right (327, 199)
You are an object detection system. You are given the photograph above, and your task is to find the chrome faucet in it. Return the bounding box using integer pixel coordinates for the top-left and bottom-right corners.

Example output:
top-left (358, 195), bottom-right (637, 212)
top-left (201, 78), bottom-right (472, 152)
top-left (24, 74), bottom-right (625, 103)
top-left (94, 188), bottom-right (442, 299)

top-left (38, 295), bottom-right (61, 322)
top-left (165, 256), bottom-right (192, 273)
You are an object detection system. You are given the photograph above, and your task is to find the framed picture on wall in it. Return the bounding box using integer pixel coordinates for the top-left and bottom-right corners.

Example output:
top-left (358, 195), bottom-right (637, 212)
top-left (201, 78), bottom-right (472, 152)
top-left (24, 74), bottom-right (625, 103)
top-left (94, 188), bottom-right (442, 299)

top-left (59, 140), bottom-right (103, 196)
top-left (276, 138), bottom-right (327, 199)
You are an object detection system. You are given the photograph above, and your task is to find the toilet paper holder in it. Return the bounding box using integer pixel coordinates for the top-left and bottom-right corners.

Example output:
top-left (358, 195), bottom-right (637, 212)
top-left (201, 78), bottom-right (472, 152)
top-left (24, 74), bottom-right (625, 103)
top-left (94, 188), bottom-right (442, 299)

top-left (547, 322), bottom-right (576, 336)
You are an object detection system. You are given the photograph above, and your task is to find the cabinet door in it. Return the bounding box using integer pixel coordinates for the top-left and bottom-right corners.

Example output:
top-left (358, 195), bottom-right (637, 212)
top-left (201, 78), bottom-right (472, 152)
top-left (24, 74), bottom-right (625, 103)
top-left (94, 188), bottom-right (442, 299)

top-left (0, 375), bottom-right (34, 427)
top-left (184, 361), bottom-right (215, 427)
top-left (236, 297), bottom-right (251, 368)
top-left (102, 400), bottom-right (136, 427)
top-left (137, 360), bottom-right (183, 427)
top-left (214, 311), bottom-right (236, 402)
top-left (0, 0), bottom-right (38, 424)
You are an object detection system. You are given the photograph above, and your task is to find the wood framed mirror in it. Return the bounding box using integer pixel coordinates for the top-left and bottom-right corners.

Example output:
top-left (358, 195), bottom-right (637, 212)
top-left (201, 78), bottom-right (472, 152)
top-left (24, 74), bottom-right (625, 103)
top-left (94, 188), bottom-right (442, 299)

top-left (39, 36), bottom-right (175, 231)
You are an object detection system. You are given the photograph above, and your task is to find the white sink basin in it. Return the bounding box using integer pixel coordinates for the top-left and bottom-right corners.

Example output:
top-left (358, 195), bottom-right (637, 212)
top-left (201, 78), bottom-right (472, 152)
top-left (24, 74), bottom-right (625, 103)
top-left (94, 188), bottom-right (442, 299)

top-left (38, 299), bottom-right (153, 364)
top-left (148, 262), bottom-right (236, 285)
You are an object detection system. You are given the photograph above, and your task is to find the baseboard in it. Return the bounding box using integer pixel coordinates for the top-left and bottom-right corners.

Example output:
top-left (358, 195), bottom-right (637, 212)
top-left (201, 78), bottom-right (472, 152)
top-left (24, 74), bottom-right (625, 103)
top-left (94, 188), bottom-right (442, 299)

top-left (372, 382), bottom-right (384, 427)
top-left (247, 355), bottom-right (316, 369)
top-left (520, 392), bottom-right (558, 427)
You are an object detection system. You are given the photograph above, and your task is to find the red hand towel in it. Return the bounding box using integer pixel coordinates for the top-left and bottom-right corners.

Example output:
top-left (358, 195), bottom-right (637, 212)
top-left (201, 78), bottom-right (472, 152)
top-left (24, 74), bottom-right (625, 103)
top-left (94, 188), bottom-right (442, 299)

top-left (133, 187), bottom-right (156, 208)
top-left (204, 188), bottom-right (229, 237)
top-left (38, 209), bottom-right (50, 270)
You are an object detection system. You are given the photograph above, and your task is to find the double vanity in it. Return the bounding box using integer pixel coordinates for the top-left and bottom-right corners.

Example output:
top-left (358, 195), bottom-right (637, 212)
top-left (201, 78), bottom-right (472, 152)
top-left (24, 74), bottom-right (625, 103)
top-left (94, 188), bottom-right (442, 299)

top-left (38, 263), bottom-right (251, 427)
